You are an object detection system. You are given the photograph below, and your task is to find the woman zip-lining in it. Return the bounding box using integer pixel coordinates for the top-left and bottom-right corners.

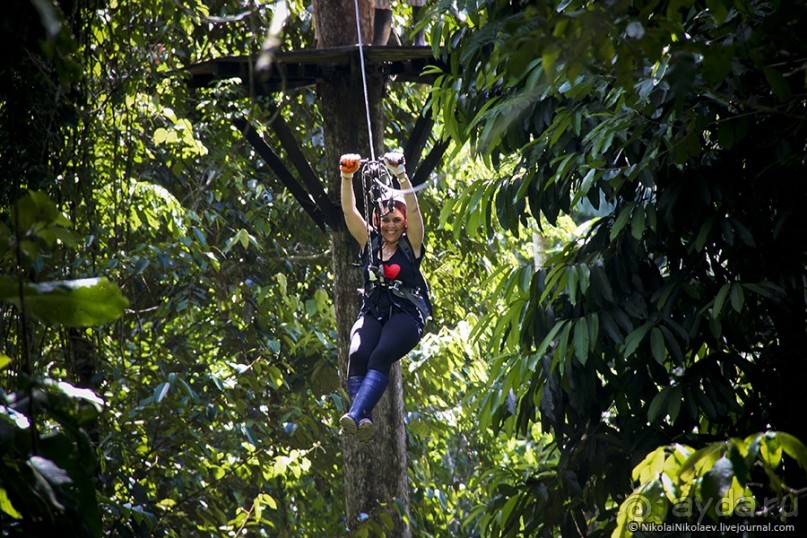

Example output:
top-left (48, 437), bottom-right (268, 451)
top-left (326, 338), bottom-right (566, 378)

top-left (338, 152), bottom-right (432, 443)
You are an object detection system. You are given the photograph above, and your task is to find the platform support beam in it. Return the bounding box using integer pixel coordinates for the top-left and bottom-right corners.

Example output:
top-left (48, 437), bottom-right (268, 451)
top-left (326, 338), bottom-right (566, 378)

top-left (232, 118), bottom-right (330, 232)
top-left (264, 104), bottom-right (343, 230)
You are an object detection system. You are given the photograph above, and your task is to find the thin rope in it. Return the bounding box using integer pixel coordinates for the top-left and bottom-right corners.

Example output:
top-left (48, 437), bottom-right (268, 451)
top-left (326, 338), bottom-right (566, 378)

top-left (352, 0), bottom-right (376, 162)
top-left (361, 162), bottom-right (373, 236)
top-left (372, 177), bottom-right (432, 196)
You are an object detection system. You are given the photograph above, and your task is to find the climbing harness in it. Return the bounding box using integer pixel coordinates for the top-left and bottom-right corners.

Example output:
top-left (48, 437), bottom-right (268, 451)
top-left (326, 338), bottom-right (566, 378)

top-left (364, 232), bottom-right (432, 321)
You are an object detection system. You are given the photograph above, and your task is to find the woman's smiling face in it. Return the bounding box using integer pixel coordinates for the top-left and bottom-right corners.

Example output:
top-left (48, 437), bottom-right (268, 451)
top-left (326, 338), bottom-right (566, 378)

top-left (379, 208), bottom-right (406, 242)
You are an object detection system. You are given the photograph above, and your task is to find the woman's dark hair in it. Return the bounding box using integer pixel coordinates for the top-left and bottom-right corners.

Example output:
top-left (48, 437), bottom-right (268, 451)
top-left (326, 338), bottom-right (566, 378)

top-left (372, 199), bottom-right (407, 229)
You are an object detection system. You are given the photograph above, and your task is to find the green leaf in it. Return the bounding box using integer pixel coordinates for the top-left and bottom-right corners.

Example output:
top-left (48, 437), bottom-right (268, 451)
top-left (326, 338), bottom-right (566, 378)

top-left (667, 386), bottom-right (682, 423)
top-left (590, 266), bottom-right (613, 303)
top-left (623, 322), bottom-right (652, 358)
top-left (680, 442), bottom-right (724, 483)
top-left (701, 456), bottom-right (734, 515)
top-left (536, 319), bottom-right (568, 358)
top-left (632, 446), bottom-right (667, 483)
top-left (567, 265), bottom-right (578, 305)
top-left (694, 218), bottom-right (714, 252)
top-left (660, 471), bottom-right (679, 503)
top-left (587, 313), bottom-right (599, 350)
top-left (238, 228), bottom-right (250, 249)
top-left (773, 432), bottom-right (807, 472)
top-left (761, 433), bottom-right (783, 468)
top-left (261, 492), bottom-right (278, 510)
top-left (705, 0), bottom-right (729, 24)
top-left (712, 283), bottom-right (731, 319)
top-left (610, 202), bottom-right (636, 241)
top-left (555, 321), bottom-right (573, 374)
top-left (29, 455), bottom-right (72, 486)
top-left (0, 488), bottom-right (22, 519)
top-left (631, 207), bottom-right (645, 240)
top-left (0, 276), bottom-right (129, 327)
top-left (13, 190), bottom-right (68, 233)
top-left (153, 127), bottom-right (170, 145)
top-left (578, 264), bottom-right (591, 294)
top-left (729, 283), bottom-right (744, 312)
top-left (573, 317), bottom-right (589, 365)
top-left (541, 46), bottom-right (559, 82)
top-left (650, 327), bottom-right (665, 363)
top-left (648, 387), bottom-right (670, 424)
top-left (728, 439), bottom-right (750, 485)
top-left (647, 385), bottom-right (682, 423)
top-left (627, 479), bottom-right (667, 524)
top-left (0, 354), bottom-right (11, 370)
top-left (154, 382), bottom-right (170, 403)
top-left (55, 381), bottom-right (104, 411)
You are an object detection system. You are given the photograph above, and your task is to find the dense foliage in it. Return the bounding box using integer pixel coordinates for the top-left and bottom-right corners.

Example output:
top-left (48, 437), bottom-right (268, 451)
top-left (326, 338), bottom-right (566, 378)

top-left (428, 0), bottom-right (807, 535)
top-left (2, 0), bottom-right (805, 537)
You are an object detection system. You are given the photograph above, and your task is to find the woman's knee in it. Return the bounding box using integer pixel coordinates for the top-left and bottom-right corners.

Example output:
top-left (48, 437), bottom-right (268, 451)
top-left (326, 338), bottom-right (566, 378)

top-left (367, 326), bottom-right (420, 371)
top-left (389, 313), bottom-right (422, 347)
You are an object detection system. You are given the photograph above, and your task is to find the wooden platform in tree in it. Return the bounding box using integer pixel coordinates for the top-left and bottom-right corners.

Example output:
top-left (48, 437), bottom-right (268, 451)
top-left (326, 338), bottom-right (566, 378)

top-left (187, 45), bottom-right (444, 94)
top-left (186, 45), bottom-right (450, 233)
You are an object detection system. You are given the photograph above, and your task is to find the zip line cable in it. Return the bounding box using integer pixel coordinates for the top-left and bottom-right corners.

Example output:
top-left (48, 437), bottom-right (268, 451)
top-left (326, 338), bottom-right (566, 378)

top-left (353, 0), bottom-right (389, 231)
top-left (352, 0), bottom-right (376, 162)
top-left (349, 2), bottom-right (435, 232)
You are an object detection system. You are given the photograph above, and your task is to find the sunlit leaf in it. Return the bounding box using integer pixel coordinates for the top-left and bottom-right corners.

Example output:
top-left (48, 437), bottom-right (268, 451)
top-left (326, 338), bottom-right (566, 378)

top-left (776, 432), bottom-right (807, 471)
top-left (0, 276), bottom-right (128, 327)
top-left (0, 488), bottom-right (22, 520)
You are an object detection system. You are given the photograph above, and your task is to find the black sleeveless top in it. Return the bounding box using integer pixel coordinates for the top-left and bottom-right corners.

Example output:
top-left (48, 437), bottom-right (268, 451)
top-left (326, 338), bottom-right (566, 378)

top-left (360, 231), bottom-right (431, 327)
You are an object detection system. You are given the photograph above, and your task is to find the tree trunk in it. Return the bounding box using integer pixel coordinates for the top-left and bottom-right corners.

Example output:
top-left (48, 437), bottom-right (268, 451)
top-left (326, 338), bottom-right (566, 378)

top-left (313, 1), bottom-right (411, 535)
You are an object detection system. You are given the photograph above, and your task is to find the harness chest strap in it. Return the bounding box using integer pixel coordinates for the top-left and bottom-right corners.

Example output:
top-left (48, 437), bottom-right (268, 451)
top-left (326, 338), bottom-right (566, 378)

top-left (363, 233), bottom-right (432, 319)
top-left (364, 277), bottom-right (431, 319)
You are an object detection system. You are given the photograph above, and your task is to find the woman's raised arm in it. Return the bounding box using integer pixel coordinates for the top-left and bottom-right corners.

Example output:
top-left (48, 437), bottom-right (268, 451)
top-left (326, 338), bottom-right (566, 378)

top-left (340, 153), bottom-right (369, 247)
top-left (384, 152), bottom-right (423, 257)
